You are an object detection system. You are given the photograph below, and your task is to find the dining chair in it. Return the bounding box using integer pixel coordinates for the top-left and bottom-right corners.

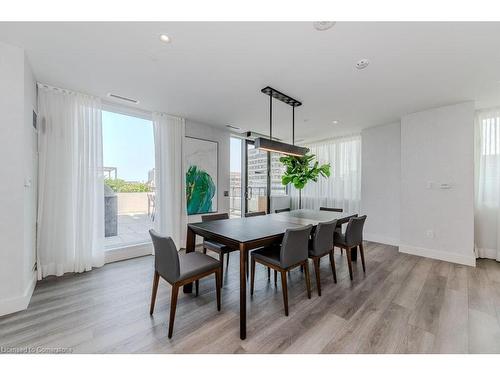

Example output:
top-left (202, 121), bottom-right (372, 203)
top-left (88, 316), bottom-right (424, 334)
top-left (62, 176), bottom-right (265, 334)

top-left (275, 208), bottom-right (291, 213)
top-left (201, 213), bottom-right (236, 281)
top-left (149, 230), bottom-right (221, 338)
top-left (250, 225), bottom-right (313, 316)
top-left (309, 219), bottom-right (337, 296)
top-left (333, 215), bottom-right (367, 280)
top-left (319, 206), bottom-right (343, 212)
top-left (319, 206), bottom-right (344, 253)
top-left (244, 211), bottom-right (267, 217)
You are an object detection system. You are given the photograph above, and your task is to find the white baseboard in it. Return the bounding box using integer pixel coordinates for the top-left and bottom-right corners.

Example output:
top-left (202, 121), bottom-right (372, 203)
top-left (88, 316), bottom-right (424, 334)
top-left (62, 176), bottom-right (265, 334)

top-left (399, 244), bottom-right (476, 267)
top-left (363, 233), bottom-right (399, 247)
top-left (0, 271), bottom-right (37, 317)
top-left (104, 242), bottom-right (153, 264)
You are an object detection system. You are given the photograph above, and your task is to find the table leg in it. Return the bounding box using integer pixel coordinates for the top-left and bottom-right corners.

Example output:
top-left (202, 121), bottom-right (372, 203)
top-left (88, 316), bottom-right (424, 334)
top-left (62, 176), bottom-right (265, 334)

top-left (183, 226), bottom-right (196, 293)
top-left (239, 242), bottom-right (247, 340)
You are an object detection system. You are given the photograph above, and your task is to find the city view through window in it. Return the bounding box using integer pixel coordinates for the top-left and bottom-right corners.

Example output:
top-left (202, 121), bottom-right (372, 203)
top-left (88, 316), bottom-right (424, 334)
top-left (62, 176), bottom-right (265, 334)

top-left (230, 137), bottom-right (287, 218)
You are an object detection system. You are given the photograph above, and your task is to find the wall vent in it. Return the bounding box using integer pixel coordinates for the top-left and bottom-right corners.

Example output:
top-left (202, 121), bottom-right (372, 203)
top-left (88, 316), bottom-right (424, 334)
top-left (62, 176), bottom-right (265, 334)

top-left (107, 93), bottom-right (139, 104)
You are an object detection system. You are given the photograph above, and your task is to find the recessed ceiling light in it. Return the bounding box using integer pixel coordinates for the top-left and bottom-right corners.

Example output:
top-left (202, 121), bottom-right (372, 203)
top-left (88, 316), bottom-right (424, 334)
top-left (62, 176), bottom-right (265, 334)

top-left (332, 120), bottom-right (339, 125)
top-left (159, 34), bottom-right (171, 43)
top-left (313, 21), bottom-right (336, 31)
top-left (356, 59), bottom-right (370, 70)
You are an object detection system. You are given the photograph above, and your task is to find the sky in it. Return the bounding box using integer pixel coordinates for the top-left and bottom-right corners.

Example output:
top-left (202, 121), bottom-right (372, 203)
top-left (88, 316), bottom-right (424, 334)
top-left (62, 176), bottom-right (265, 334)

top-left (102, 111), bottom-right (154, 182)
top-left (230, 137), bottom-right (241, 173)
top-left (103, 110), bottom-right (242, 180)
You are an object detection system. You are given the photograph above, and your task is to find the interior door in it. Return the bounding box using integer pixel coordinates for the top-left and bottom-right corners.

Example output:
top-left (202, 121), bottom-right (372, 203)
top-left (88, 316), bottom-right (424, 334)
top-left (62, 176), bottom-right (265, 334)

top-left (245, 141), bottom-right (268, 214)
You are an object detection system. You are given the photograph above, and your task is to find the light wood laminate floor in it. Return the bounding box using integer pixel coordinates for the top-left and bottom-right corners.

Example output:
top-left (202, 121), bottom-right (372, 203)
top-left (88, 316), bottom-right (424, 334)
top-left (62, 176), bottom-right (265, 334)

top-left (1, 242), bottom-right (500, 353)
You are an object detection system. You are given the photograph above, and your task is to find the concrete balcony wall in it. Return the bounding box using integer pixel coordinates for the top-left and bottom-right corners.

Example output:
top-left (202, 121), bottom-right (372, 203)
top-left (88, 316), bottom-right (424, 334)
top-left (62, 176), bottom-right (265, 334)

top-left (116, 192), bottom-right (150, 215)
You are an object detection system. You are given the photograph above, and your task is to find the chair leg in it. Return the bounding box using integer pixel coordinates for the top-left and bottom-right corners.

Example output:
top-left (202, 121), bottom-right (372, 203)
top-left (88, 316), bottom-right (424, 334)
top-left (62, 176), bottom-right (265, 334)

top-left (215, 270), bottom-right (221, 311)
top-left (359, 243), bottom-right (366, 273)
top-left (280, 271), bottom-right (289, 316)
top-left (303, 260), bottom-right (312, 299)
top-left (267, 267), bottom-right (271, 281)
top-left (219, 252), bottom-right (225, 281)
top-left (312, 257), bottom-right (321, 296)
top-left (168, 284), bottom-right (180, 338)
top-left (150, 271), bottom-right (160, 315)
top-left (195, 279), bottom-right (199, 296)
top-left (203, 247), bottom-right (207, 254)
top-left (250, 257), bottom-right (256, 296)
top-left (329, 250), bottom-right (337, 283)
top-left (274, 270), bottom-right (278, 286)
top-left (346, 247), bottom-right (354, 281)
top-left (227, 252), bottom-right (230, 269)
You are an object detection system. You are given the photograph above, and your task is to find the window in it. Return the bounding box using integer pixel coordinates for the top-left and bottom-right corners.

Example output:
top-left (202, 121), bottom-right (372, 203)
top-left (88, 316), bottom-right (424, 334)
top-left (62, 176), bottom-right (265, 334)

top-left (270, 152), bottom-right (287, 196)
top-left (230, 137), bottom-right (242, 218)
top-left (476, 111), bottom-right (500, 207)
top-left (102, 110), bottom-right (155, 249)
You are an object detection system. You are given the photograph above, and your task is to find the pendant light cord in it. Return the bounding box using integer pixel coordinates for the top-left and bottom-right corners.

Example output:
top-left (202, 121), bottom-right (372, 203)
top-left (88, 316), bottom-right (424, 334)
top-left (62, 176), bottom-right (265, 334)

top-left (269, 94), bottom-right (273, 141)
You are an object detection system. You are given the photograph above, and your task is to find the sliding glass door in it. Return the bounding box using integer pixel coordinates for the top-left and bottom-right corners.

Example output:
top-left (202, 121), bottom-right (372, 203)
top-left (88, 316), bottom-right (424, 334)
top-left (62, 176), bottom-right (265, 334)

top-left (245, 141), bottom-right (269, 214)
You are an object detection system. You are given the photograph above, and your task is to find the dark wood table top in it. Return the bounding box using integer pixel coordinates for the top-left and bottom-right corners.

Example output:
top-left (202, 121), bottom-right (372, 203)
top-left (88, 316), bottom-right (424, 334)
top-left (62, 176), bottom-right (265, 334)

top-left (188, 209), bottom-right (356, 244)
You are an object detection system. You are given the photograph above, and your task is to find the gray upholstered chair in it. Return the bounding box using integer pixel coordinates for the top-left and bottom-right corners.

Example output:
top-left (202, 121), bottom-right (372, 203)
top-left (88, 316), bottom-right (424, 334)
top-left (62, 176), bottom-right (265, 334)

top-left (319, 207), bottom-right (348, 255)
top-left (275, 208), bottom-right (291, 214)
top-left (334, 215), bottom-right (367, 280)
top-left (149, 230), bottom-right (221, 338)
top-left (244, 211), bottom-right (266, 217)
top-left (309, 219), bottom-right (337, 296)
top-left (201, 213), bottom-right (236, 281)
top-left (319, 206), bottom-right (343, 212)
top-left (250, 225), bottom-right (313, 316)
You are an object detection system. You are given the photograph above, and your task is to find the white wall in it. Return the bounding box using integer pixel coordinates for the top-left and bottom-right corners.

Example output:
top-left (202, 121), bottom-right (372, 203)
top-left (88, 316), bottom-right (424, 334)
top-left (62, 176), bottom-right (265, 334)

top-left (400, 102), bottom-right (475, 266)
top-left (185, 120), bottom-right (230, 224)
top-left (361, 122), bottom-right (401, 246)
top-left (0, 41), bottom-right (37, 316)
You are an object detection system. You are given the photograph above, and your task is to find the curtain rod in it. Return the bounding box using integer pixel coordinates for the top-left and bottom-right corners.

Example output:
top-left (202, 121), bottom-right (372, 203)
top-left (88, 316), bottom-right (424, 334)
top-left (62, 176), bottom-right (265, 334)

top-left (37, 82), bottom-right (99, 99)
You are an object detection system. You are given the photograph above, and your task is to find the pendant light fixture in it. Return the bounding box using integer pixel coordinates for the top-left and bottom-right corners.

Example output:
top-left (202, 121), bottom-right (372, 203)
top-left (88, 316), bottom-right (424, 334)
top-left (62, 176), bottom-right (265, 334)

top-left (254, 86), bottom-right (309, 157)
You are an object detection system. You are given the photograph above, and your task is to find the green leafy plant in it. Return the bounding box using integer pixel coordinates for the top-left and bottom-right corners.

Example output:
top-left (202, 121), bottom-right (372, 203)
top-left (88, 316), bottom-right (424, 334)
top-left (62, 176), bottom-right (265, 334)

top-left (186, 165), bottom-right (216, 215)
top-left (280, 153), bottom-right (331, 209)
top-left (105, 179), bottom-right (151, 193)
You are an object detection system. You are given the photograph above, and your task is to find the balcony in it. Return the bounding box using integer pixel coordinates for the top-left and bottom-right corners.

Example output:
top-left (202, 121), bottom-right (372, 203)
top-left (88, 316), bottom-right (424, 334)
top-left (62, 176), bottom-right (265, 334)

top-left (104, 192), bottom-right (154, 249)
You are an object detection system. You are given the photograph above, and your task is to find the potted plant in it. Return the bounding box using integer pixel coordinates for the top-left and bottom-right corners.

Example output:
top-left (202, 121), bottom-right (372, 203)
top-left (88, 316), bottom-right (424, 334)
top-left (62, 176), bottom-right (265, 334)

top-left (280, 153), bottom-right (331, 209)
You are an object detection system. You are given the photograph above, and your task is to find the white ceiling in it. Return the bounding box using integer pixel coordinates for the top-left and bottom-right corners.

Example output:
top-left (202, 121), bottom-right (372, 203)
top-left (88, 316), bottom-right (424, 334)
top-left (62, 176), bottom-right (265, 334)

top-left (1, 22), bottom-right (500, 142)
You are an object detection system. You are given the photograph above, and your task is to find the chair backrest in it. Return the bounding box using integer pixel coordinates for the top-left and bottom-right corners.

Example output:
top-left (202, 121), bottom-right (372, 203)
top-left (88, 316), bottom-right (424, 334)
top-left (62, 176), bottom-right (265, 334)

top-left (149, 229), bottom-right (180, 283)
top-left (244, 211), bottom-right (266, 218)
top-left (345, 215), bottom-right (367, 247)
top-left (311, 219), bottom-right (337, 256)
top-left (275, 208), bottom-right (291, 214)
top-left (201, 213), bottom-right (229, 222)
top-left (320, 207), bottom-right (343, 212)
top-left (280, 225), bottom-right (312, 268)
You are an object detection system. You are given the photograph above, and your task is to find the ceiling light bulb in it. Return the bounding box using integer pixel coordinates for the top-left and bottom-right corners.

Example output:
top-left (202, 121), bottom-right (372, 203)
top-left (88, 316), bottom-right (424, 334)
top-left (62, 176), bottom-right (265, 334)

top-left (159, 34), bottom-right (171, 43)
top-left (332, 120), bottom-right (339, 125)
top-left (356, 59), bottom-right (370, 70)
top-left (313, 22), bottom-right (336, 31)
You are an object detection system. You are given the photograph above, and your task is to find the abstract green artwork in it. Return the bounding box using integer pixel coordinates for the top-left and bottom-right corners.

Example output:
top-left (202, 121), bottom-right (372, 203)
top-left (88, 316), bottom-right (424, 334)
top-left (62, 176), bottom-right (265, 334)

top-left (185, 137), bottom-right (218, 215)
top-left (186, 165), bottom-right (216, 214)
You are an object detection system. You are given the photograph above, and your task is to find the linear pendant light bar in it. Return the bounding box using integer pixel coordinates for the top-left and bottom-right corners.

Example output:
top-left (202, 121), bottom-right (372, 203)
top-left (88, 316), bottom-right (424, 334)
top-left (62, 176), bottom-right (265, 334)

top-left (255, 86), bottom-right (309, 157)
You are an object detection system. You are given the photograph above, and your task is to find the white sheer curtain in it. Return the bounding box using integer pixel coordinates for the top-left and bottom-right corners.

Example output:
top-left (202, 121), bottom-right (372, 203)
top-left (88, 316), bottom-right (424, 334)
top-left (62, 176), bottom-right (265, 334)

top-left (37, 84), bottom-right (104, 279)
top-left (290, 134), bottom-right (361, 212)
top-left (153, 112), bottom-right (187, 248)
top-left (475, 108), bottom-right (500, 261)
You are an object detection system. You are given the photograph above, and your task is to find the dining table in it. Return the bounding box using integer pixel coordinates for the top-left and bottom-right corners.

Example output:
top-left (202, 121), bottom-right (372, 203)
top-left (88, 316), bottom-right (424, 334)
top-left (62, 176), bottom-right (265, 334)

top-left (184, 208), bottom-right (358, 339)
